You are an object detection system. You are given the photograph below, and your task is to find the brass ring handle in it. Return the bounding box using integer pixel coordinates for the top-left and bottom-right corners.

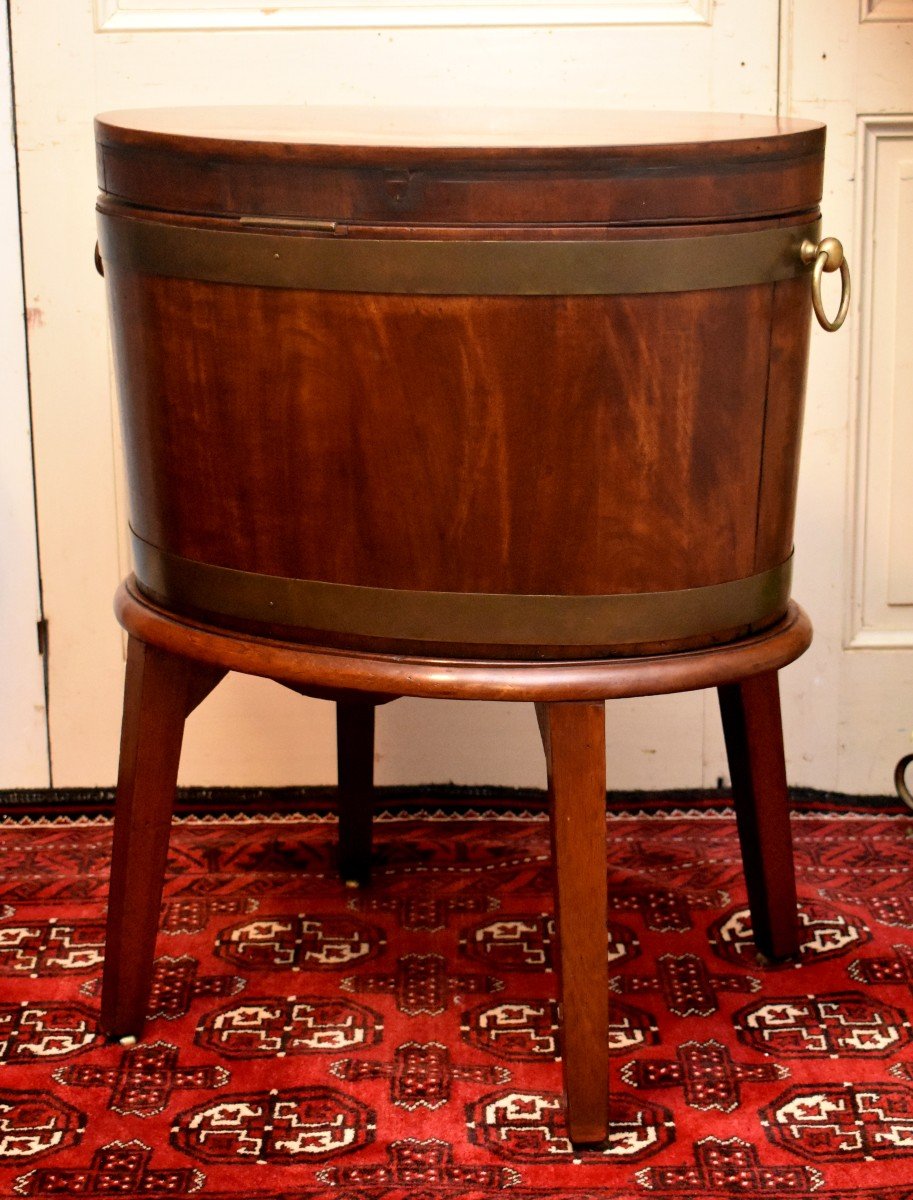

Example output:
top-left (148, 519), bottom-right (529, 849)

top-left (896, 753), bottom-right (913, 813)
top-left (801, 236), bottom-right (850, 332)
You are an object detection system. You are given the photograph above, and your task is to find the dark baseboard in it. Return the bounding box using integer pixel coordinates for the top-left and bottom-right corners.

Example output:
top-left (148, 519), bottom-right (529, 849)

top-left (0, 783), bottom-right (904, 819)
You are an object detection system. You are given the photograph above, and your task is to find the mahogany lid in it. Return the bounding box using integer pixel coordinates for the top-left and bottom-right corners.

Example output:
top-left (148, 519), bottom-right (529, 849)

top-left (96, 106), bottom-right (825, 226)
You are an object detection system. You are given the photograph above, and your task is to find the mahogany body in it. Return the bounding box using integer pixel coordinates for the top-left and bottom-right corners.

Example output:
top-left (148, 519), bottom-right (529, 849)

top-left (96, 109), bottom-right (824, 660)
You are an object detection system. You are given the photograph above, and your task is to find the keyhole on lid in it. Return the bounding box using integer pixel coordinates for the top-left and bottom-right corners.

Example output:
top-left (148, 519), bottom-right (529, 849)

top-left (385, 172), bottom-right (411, 203)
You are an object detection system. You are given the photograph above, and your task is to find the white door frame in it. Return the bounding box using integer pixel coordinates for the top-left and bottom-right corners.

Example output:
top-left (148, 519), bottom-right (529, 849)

top-left (0, 0), bottom-right (49, 787)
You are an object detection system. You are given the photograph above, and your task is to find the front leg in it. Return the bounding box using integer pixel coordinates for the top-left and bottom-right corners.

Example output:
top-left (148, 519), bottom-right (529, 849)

top-left (537, 699), bottom-right (609, 1147)
top-left (102, 638), bottom-right (222, 1040)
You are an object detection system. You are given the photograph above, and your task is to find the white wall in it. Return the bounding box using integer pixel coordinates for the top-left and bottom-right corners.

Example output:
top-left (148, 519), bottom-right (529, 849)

top-left (5, 0), bottom-right (910, 794)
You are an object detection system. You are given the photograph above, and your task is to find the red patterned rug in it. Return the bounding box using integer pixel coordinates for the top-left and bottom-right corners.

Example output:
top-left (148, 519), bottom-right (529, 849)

top-left (1, 803), bottom-right (913, 1198)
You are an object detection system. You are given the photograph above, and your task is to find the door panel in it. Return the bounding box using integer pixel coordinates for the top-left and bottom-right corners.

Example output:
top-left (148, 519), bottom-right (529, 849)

top-left (12, 0), bottom-right (778, 787)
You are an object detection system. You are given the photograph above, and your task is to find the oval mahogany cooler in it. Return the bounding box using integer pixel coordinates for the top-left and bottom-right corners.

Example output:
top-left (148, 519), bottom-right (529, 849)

top-left (95, 108), bottom-right (828, 660)
top-left (94, 108), bottom-right (847, 1151)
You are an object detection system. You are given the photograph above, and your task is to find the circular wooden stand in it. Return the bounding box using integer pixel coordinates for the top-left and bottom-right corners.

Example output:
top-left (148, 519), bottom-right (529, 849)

top-left (103, 580), bottom-right (811, 1147)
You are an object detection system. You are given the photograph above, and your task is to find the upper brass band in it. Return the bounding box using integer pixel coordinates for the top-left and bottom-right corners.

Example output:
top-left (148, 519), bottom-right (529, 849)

top-left (99, 211), bottom-right (821, 296)
top-left (131, 532), bottom-right (793, 646)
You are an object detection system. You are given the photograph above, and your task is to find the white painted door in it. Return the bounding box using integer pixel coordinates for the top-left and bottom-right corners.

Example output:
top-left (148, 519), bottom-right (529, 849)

top-left (779, 1), bottom-right (913, 793)
top-left (0, 8), bottom-right (48, 787)
top-left (11, 0), bottom-right (786, 790)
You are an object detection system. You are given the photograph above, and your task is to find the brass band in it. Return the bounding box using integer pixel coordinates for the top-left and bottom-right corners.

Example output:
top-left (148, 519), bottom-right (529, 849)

top-left (99, 212), bottom-right (820, 296)
top-left (131, 532), bottom-right (793, 646)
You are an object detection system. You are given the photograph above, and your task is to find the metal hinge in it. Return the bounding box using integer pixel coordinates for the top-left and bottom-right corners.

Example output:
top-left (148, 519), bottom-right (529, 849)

top-left (36, 618), bottom-right (48, 657)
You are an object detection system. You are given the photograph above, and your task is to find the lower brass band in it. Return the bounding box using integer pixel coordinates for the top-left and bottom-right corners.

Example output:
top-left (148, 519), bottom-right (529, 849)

top-left (132, 533), bottom-right (793, 647)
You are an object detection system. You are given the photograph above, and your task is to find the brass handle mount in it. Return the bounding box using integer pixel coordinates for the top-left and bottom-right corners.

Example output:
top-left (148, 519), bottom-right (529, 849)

top-left (801, 235), bottom-right (850, 332)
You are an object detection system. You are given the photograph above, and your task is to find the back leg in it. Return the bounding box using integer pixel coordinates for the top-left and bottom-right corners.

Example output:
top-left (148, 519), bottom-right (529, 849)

top-left (336, 699), bottom-right (376, 886)
top-left (718, 671), bottom-right (800, 961)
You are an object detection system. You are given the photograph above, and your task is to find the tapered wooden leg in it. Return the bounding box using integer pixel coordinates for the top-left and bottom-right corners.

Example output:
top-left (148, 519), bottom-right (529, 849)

top-left (718, 671), bottom-right (800, 961)
top-left (336, 700), bottom-right (376, 886)
top-left (101, 638), bottom-right (222, 1039)
top-left (536, 700), bottom-right (609, 1147)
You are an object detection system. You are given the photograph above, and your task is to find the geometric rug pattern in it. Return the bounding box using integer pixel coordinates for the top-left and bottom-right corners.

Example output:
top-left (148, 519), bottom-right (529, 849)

top-left (1, 803), bottom-right (912, 1197)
